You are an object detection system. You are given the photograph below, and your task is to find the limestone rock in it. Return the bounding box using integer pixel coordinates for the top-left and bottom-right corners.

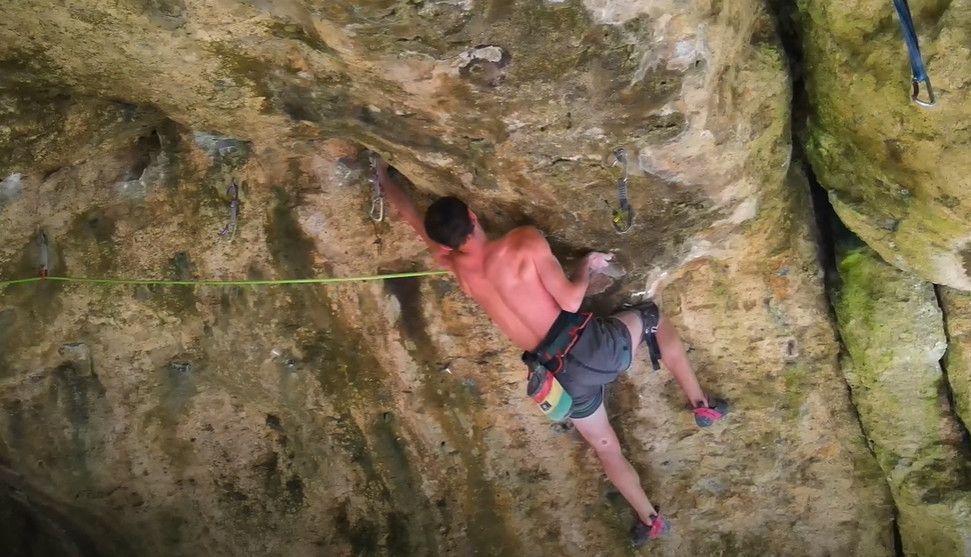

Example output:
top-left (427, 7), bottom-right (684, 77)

top-left (0, 474), bottom-right (131, 556)
top-left (0, 0), bottom-right (900, 555)
top-left (833, 244), bottom-right (971, 555)
top-left (798, 0), bottom-right (971, 290)
top-left (939, 287), bottom-right (971, 432)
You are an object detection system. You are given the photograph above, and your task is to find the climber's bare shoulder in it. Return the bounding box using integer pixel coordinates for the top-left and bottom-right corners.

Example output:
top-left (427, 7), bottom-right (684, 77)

top-left (448, 226), bottom-right (545, 287)
top-left (444, 226), bottom-right (560, 349)
top-left (487, 226), bottom-right (562, 334)
top-left (484, 227), bottom-right (545, 273)
top-left (496, 226), bottom-right (546, 254)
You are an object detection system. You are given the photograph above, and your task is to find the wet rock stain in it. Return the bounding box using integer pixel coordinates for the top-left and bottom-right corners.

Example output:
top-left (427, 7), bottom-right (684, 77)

top-left (264, 181), bottom-right (445, 553)
top-left (385, 276), bottom-right (521, 555)
top-left (45, 361), bottom-right (108, 483)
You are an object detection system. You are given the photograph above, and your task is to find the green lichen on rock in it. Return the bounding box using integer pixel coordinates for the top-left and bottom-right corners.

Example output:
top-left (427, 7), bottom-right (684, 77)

top-left (0, 89), bottom-right (159, 177)
top-left (938, 287), bottom-right (971, 434)
top-left (833, 245), bottom-right (971, 555)
top-left (797, 0), bottom-right (971, 290)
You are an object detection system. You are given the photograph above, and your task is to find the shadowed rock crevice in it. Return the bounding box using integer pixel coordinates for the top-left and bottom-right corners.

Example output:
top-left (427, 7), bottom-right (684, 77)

top-left (766, 2), bottom-right (908, 551)
top-left (0, 471), bottom-right (124, 557)
top-left (832, 243), bottom-right (971, 554)
top-left (935, 286), bottom-right (971, 452)
top-left (793, 0), bottom-right (971, 290)
top-left (774, 2), bottom-right (971, 550)
top-left (817, 208), bottom-right (904, 555)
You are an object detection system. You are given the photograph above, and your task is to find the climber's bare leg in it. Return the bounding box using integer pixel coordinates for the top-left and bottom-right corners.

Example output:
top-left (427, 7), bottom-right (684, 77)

top-left (613, 311), bottom-right (708, 407)
top-left (572, 403), bottom-right (656, 524)
top-left (612, 311), bottom-right (646, 358)
top-left (655, 316), bottom-right (708, 407)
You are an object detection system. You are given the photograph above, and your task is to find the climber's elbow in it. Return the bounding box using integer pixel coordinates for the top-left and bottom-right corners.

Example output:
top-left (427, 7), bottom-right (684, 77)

top-left (558, 285), bottom-right (584, 313)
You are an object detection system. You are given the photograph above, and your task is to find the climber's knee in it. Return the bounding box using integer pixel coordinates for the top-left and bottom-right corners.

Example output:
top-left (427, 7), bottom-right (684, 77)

top-left (573, 403), bottom-right (624, 458)
top-left (592, 435), bottom-right (622, 458)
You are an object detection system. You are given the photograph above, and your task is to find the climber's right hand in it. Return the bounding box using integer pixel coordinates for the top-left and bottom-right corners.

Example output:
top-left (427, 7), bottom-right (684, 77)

top-left (583, 251), bottom-right (612, 273)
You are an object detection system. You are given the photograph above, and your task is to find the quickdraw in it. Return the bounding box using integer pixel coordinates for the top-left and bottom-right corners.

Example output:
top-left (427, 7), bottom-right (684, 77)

top-left (892, 0), bottom-right (936, 108)
top-left (37, 231), bottom-right (49, 279)
top-left (368, 154), bottom-right (385, 223)
top-left (218, 180), bottom-right (240, 238)
top-left (610, 148), bottom-right (633, 233)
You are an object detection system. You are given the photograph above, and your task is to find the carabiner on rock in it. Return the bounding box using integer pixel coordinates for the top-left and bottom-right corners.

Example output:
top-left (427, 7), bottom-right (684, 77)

top-left (369, 194), bottom-right (385, 223)
top-left (912, 77), bottom-right (936, 108)
top-left (610, 148), bottom-right (633, 234)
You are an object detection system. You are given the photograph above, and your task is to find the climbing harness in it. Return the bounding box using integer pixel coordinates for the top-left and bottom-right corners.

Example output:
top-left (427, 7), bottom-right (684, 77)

top-left (37, 231), bottom-right (49, 279)
top-left (0, 270), bottom-right (448, 290)
top-left (632, 301), bottom-right (662, 371)
top-left (218, 180), bottom-right (240, 238)
top-left (609, 148), bottom-right (633, 233)
top-left (523, 311), bottom-right (593, 422)
top-left (368, 154), bottom-right (385, 223)
top-left (891, 0), bottom-right (936, 107)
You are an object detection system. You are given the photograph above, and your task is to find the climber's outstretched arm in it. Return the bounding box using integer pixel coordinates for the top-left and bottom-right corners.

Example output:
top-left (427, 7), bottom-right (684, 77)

top-left (374, 159), bottom-right (453, 268)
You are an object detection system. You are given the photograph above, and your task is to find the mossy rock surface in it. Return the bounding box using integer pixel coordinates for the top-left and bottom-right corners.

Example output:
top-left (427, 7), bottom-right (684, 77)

top-left (939, 287), bottom-right (971, 439)
top-left (798, 0), bottom-right (971, 290)
top-left (833, 244), bottom-right (971, 556)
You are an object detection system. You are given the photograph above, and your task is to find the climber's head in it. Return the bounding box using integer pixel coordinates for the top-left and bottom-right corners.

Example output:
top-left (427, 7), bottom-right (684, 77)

top-left (424, 196), bottom-right (480, 250)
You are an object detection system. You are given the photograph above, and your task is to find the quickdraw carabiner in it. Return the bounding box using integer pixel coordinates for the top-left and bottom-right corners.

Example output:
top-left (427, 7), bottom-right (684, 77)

top-left (611, 204), bottom-right (633, 234)
top-left (369, 192), bottom-right (385, 223)
top-left (368, 152), bottom-right (385, 223)
top-left (892, 0), bottom-right (937, 109)
top-left (610, 148), bottom-right (633, 234)
top-left (912, 77), bottom-right (936, 108)
top-left (38, 230), bottom-right (49, 278)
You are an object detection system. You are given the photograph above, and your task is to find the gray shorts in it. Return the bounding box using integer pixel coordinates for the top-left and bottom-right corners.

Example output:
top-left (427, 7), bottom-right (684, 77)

top-left (557, 317), bottom-right (633, 419)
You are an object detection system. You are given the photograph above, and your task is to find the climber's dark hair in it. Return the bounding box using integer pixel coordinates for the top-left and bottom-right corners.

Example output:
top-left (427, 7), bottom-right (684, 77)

top-left (424, 196), bottom-right (474, 249)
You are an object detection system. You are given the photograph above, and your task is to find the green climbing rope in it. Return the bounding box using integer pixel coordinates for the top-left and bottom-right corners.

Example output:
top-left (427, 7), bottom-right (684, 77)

top-left (0, 270), bottom-right (449, 290)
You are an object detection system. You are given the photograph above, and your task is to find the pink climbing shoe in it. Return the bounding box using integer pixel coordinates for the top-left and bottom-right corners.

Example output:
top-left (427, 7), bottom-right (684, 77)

top-left (630, 513), bottom-right (671, 547)
top-left (693, 398), bottom-right (729, 427)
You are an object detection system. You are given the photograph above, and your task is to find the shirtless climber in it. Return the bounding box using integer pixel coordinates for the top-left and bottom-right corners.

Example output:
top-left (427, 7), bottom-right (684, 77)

top-left (374, 158), bottom-right (728, 546)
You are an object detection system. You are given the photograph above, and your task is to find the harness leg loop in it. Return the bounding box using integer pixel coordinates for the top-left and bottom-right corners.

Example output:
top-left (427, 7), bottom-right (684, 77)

top-left (631, 302), bottom-right (662, 371)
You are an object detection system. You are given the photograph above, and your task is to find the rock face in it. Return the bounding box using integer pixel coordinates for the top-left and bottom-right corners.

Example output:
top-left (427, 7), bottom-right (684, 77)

top-left (797, 0), bottom-right (971, 290)
top-left (939, 287), bottom-right (971, 433)
top-left (0, 468), bottom-right (131, 557)
top-left (0, 1), bottom-right (909, 555)
top-left (833, 244), bottom-right (971, 556)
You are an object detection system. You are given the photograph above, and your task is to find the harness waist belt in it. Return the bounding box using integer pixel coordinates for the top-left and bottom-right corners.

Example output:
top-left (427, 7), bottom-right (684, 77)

top-left (522, 311), bottom-right (593, 374)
